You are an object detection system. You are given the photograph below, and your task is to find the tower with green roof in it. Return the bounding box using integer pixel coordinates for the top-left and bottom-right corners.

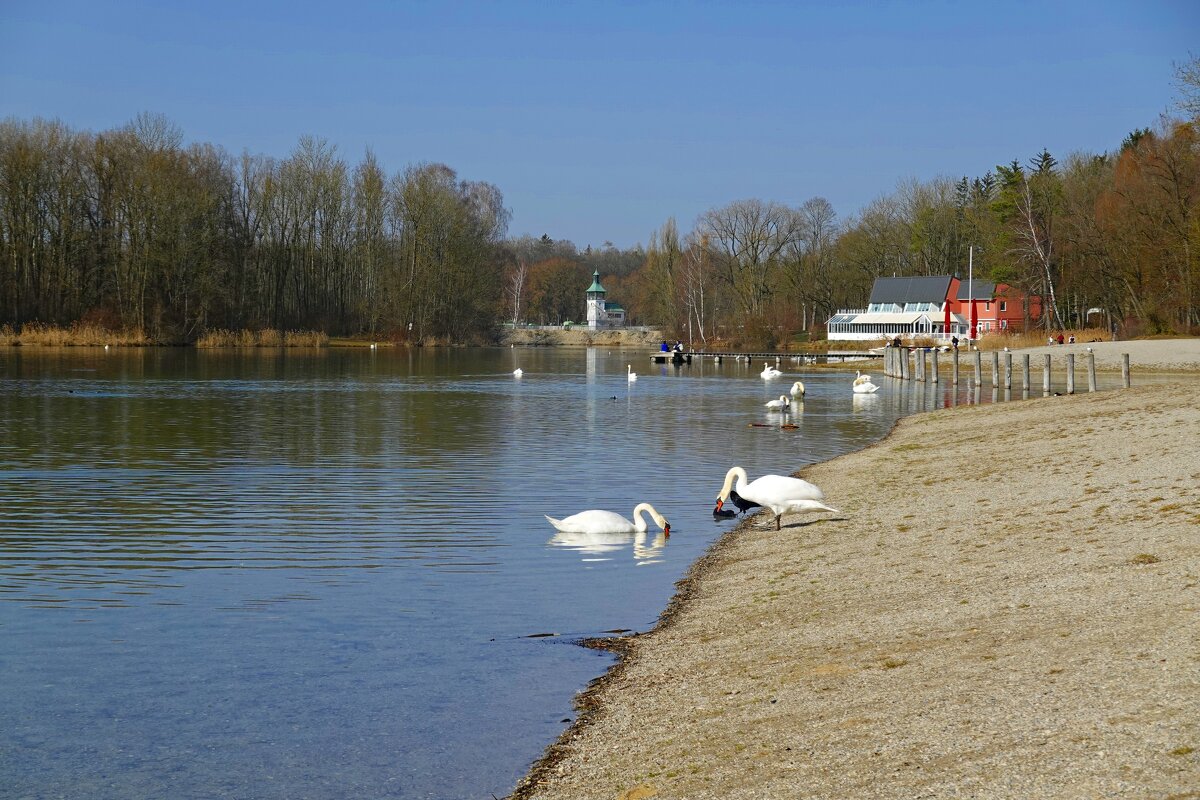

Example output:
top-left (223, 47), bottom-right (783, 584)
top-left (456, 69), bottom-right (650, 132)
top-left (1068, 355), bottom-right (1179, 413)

top-left (586, 270), bottom-right (607, 330)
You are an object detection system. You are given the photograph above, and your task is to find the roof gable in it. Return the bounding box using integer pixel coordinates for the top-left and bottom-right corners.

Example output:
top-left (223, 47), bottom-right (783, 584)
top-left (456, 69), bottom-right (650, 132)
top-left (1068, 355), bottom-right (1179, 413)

top-left (869, 276), bottom-right (952, 304)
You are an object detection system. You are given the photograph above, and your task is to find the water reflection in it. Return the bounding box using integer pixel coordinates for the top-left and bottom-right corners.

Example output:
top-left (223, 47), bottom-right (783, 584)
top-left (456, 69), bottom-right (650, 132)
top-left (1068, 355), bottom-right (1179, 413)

top-left (547, 529), bottom-right (669, 563)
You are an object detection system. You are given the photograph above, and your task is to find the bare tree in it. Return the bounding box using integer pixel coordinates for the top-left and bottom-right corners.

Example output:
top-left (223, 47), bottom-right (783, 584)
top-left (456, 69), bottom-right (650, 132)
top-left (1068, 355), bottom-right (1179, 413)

top-left (698, 199), bottom-right (801, 318)
top-left (505, 256), bottom-right (528, 325)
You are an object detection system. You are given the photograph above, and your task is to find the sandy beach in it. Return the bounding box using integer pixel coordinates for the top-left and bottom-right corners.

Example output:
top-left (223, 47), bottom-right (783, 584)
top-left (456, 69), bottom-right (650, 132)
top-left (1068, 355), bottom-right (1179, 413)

top-left (511, 339), bottom-right (1200, 800)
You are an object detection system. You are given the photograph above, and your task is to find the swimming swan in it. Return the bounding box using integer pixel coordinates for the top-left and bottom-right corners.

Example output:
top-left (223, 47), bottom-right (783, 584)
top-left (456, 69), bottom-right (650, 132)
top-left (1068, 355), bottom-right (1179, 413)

top-left (714, 466), bottom-right (838, 530)
top-left (761, 365), bottom-right (783, 379)
top-left (545, 503), bottom-right (670, 536)
top-left (852, 378), bottom-right (879, 393)
top-left (790, 381), bottom-right (806, 398)
top-left (765, 395), bottom-right (790, 411)
top-left (627, 364), bottom-right (638, 382)
top-left (513, 368), bottom-right (523, 377)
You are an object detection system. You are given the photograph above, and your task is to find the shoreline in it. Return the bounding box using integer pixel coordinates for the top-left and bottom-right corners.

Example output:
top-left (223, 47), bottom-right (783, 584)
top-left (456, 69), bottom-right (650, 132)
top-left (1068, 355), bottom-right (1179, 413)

top-left (510, 342), bottom-right (1200, 799)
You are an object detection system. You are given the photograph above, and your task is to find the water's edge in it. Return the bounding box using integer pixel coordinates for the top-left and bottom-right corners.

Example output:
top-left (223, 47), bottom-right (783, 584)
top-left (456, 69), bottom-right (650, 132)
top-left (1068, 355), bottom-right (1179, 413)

top-left (507, 411), bottom-right (909, 799)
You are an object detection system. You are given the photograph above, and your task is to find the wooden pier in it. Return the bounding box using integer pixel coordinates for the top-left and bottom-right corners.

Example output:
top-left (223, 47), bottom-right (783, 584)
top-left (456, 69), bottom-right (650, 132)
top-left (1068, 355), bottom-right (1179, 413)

top-left (880, 346), bottom-right (1131, 393)
top-left (650, 350), bottom-right (882, 366)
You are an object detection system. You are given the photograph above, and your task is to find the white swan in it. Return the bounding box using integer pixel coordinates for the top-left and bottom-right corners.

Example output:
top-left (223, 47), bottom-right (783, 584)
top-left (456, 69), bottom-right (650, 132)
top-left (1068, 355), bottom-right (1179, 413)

top-left (790, 381), bottom-right (806, 398)
top-left (761, 365), bottom-right (783, 379)
top-left (627, 364), bottom-right (638, 382)
top-left (545, 503), bottom-right (670, 536)
top-left (764, 395), bottom-right (790, 411)
top-left (852, 378), bottom-right (879, 393)
top-left (853, 370), bottom-right (873, 385)
top-left (513, 368), bottom-right (523, 377)
top-left (714, 466), bottom-right (838, 530)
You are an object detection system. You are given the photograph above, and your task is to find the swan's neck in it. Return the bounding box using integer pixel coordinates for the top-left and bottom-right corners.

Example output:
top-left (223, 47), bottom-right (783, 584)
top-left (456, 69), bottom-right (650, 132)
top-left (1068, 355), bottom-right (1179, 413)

top-left (719, 467), bottom-right (749, 500)
top-left (631, 502), bottom-right (657, 531)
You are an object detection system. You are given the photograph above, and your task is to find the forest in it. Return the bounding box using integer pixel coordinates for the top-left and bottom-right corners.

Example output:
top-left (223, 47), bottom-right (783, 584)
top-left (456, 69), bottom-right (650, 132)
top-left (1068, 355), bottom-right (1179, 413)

top-left (2, 59), bottom-right (1197, 346)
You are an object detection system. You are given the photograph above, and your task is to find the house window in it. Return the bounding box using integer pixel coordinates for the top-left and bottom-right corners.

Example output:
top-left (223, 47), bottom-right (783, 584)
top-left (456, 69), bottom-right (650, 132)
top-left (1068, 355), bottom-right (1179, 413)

top-left (985, 302), bottom-right (991, 310)
top-left (999, 301), bottom-right (1007, 312)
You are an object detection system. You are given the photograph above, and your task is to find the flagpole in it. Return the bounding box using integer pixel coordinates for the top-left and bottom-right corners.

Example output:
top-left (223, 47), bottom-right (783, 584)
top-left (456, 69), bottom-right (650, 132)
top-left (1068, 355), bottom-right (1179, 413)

top-left (968, 245), bottom-right (975, 345)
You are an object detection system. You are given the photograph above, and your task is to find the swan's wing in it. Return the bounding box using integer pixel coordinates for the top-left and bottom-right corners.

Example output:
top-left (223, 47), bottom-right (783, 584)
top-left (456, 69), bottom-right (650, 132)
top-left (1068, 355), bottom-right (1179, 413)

top-left (744, 474), bottom-right (825, 503)
top-left (782, 499), bottom-right (840, 515)
top-left (545, 510), bottom-right (635, 534)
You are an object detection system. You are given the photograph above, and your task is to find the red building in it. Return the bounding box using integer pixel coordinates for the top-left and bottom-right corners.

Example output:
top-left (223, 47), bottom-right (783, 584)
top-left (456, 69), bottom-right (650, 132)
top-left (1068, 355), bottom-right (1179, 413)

top-left (948, 277), bottom-right (1044, 337)
top-left (827, 276), bottom-right (1043, 341)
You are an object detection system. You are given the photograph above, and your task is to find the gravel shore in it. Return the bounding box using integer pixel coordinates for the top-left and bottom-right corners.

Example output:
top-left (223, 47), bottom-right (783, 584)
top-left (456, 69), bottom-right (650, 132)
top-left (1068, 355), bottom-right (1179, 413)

top-left (511, 339), bottom-right (1200, 800)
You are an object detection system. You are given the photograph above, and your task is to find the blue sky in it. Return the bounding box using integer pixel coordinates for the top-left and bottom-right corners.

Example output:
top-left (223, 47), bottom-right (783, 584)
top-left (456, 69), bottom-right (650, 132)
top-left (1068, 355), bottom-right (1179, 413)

top-left (1, 1), bottom-right (1195, 249)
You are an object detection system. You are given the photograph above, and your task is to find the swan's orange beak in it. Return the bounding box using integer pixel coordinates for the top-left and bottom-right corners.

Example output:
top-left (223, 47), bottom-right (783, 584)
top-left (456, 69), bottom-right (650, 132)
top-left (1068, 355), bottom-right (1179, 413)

top-left (663, 524), bottom-right (670, 537)
top-left (714, 498), bottom-right (724, 512)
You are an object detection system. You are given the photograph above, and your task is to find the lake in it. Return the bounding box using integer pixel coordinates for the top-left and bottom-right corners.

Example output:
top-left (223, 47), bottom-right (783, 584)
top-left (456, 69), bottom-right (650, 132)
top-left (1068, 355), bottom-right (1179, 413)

top-left (0, 346), bottom-right (1044, 798)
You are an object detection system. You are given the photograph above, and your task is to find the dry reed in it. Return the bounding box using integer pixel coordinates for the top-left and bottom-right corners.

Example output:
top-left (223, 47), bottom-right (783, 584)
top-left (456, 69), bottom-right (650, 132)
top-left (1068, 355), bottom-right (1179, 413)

top-left (5, 322), bottom-right (150, 346)
top-left (195, 328), bottom-right (328, 347)
top-left (971, 328), bottom-right (1111, 350)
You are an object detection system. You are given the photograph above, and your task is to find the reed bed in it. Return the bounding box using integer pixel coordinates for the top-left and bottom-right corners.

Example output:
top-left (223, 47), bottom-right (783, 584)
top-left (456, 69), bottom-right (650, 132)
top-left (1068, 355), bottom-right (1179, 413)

top-left (195, 328), bottom-right (329, 347)
top-left (971, 328), bottom-right (1110, 350)
top-left (3, 322), bottom-right (150, 346)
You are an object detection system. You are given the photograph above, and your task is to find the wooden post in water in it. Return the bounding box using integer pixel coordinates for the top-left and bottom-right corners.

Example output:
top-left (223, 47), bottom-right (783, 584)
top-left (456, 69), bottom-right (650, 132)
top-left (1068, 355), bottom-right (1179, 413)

top-left (1003, 352), bottom-right (1012, 390)
top-left (901, 349), bottom-right (910, 380)
top-left (973, 350), bottom-right (982, 388)
top-left (1122, 353), bottom-right (1130, 388)
top-left (917, 349), bottom-right (926, 382)
top-left (1066, 353), bottom-right (1075, 394)
top-left (952, 349), bottom-right (960, 385)
top-left (1087, 352), bottom-right (1097, 392)
top-left (1043, 354), bottom-right (1052, 396)
top-left (1022, 354), bottom-right (1030, 393)
top-left (931, 350), bottom-right (939, 383)
top-left (990, 352), bottom-right (1000, 387)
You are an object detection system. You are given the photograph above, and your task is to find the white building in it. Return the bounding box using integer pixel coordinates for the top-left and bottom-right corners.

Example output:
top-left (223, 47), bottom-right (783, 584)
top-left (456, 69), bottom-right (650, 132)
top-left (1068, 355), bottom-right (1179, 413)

top-left (827, 276), bottom-right (970, 342)
top-left (585, 271), bottom-right (625, 329)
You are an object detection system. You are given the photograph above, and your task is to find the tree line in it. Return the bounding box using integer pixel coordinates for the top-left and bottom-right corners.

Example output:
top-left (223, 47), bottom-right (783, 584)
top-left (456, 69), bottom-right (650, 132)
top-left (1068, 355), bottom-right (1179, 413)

top-left (2, 59), bottom-right (1197, 345)
top-left (621, 118), bottom-right (1196, 349)
top-left (0, 113), bottom-right (509, 343)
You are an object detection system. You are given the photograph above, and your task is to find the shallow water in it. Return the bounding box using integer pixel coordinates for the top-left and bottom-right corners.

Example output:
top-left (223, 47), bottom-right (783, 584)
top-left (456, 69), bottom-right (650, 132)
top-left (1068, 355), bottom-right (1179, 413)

top-left (0, 346), bottom-right (1148, 799)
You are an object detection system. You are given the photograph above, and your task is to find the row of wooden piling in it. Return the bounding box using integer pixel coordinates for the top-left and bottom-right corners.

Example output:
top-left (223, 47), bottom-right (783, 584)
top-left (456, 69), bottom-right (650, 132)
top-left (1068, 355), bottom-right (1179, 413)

top-left (881, 347), bottom-right (1131, 393)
